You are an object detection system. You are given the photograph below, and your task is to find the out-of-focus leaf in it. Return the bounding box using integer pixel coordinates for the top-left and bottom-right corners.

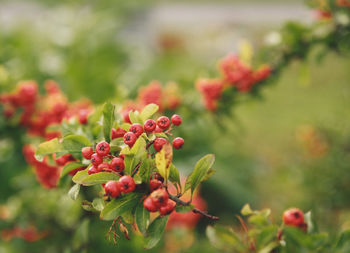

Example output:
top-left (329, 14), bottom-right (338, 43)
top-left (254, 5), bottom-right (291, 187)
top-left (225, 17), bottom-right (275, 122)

top-left (144, 215), bottom-right (169, 249)
top-left (241, 203), bottom-right (253, 216)
top-left (60, 162), bottom-right (84, 179)
top-left (35, 138), bottom-right (64, 161)
top-left (206, 225), bottom-right (245, 252)
top-left (68, 184), bottom-right (80, 200)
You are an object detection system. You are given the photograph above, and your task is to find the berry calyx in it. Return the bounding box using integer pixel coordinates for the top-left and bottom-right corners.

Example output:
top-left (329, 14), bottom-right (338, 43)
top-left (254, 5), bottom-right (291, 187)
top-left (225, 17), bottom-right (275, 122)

top-left (157, 116), bottom-right (170, 129)
top-left (91, 153), bottom-right (103, 167)
top-left (98, 162), bottom-right (110, 172)
top-left (110, 157), bottom-right (125, 172)
top-left (123, 132), bottom-right (137, 147)
top-left (81, 147), bottom-right (94, 160)
top-left (144, 119), bottom-right (156, 132)
top-left (159, 200), bottom-right (176, 215)
top-left (171, 114), bottom-right (182, 126)
top-left (119, 176), bottom-right (136, 193)
top-left (172, 137), bottom-right (184, 149)
top-left (129, 123), bottom-right (144, 137)
top-left (96, 141), bottom-right (110, 157)
top-left (150, 189), bottom-right (169, 208)
top-left (88, 166), bottom-right (100, 175)
top-left (283, 208), bottom-right (305, 227)
top-left (149, 179), bottom-right (163, 192)
top-left (112, 128), bottom-right (127, 139)
top-left (143, 197), bottom-right (158, 212)
top-left (104, 181), bottom-right (121, 198)
top-left (153, 137), bottom-right (167, 152)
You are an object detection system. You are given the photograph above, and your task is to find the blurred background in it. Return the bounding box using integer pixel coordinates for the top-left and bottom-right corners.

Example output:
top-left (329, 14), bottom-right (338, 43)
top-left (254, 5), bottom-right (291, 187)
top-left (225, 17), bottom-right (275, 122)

top-left (1, 0), bottom-right (350, 252)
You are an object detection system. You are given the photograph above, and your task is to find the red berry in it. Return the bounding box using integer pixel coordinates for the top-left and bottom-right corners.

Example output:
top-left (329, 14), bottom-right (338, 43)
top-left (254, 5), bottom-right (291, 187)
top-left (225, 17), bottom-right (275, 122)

top-left (154, 126), bottom-right (163, 133)
top-left (129, 123), bottom-right (144, 137)
top-left (153, 137), bottom-right (167, 152)
top-left (143, 197), bottom-right (158, 212)
top-left (171, 114), bottom-right (182, 126)
top-left (81, 147), bottom-right (93, 159)
top-left (159, 200), bottom-right (176, 215)
top-left (123, 132), bottom-right (137, 147)
top-left (119, 175), bottom-right (136, 193)
top-left (91, 153), bottom-right (103, 167)
top-left (98, 162), bottom-right (110, 172)
top-left (110, 157), bottom-right (125, 172)
top-left (119, 154), bottom-right (125, 160)
top-left (144, 119), bottom-right (156, 132)
top-left (96, 141), bottom-right (110, 157)
top-left (112, 128), bottom-right (127, 139)
top-left (151, 172), bottom-right (164, 183)
top-left (88, 166), bottom-right (100, 175)
top-left (157, 116), bottom-right (170, 129)
top-left (172, 137), bottom-right (184, 149)
top-left (150, 189), bottom-right (169, 207)
top-left (104, 181), bottom-right (121, 198)
top-left (283, 208), bottom-right (305, 227)
top-left (68, 167), bottom-right (84, 176)
top-left (78, 109), bottom-right (89, 125)
top-left (149, 179), bottom-right (162, 192)
top-left (54, 154), bottom-right (74, 166)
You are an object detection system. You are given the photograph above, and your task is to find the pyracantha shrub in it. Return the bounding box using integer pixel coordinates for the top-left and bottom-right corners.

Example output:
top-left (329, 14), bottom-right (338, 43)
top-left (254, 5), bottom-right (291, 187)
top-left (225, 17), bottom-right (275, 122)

top-left (35, 103), bottom-right (217, 248)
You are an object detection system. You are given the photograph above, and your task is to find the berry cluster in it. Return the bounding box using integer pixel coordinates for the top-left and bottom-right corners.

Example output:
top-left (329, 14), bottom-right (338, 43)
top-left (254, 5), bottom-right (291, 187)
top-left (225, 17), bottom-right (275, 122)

top-left (143, 188), bottom-right (176, 215)
top-left (282, 208), bottom-right (307, 232)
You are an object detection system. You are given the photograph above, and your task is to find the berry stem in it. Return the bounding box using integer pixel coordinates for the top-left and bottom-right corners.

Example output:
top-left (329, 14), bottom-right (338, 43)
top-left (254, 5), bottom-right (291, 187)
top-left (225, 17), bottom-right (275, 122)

top-left (131, 161), bottom-right (142, 177)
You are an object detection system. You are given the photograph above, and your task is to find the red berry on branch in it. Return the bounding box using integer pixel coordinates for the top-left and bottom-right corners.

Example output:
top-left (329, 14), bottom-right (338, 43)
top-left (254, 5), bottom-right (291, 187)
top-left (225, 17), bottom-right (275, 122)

top-left (104, 181), bottom-right (121, 198)
top-left (119, 175), bottom-right (136, 193)
top-left (144, 119), bottom-right (156, 132)
top-left (283, 208), bottom-right (305, 227)
top-left (157, 116), bottom-right (170, 129)
top-left (172, 137), bottom-right (184, 149)
top-left (91, 153), bottom-right (103, 167)
top-left (143, 197), bottom-right (158, 212)
top-left (123, 132), bottom-right (137, 147)
top-left (149, 179), bottom-right (162, 192)
top-left (153, 137), bottom-right (167, 152)
top-left (81, 147), bottom-right (94, 160)
top-left (150, 189), bottom-right (169, 208)
top-left (110, 157), bottom-right (125, 172)
top-left (129, 123), bottom-right (144, 137)
top-left (88, 166), bottom-right (100, 175)
top-left (98, 162), bottom-right (110, 172)
top-left (112, 128), bottom-right (127, 139)
top-left (171, 114), bottom-right (182, 126)
top-left (154, 126), bottom-right (163, 133)
top-left (159, 200), bottom-right (176, 215)
top-left (96, 141), bottom-right (110, 157)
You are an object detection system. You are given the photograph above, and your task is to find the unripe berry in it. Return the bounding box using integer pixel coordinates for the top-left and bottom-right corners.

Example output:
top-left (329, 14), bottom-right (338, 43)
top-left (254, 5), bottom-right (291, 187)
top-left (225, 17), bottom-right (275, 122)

top-left (150, 189), bottom-right (169, 208)
top-left (159, 200), bottom-right (176, 215)
top-left (98, 162), bottom-right (110, 172)
top-left (129, 123), bottom-right (144, 137)
top-left (143, 197), bottom-right (158, 212)
top-left (88, 166), bottom-right (100, 175)
top-left (144, 119), bottom-right (156, 132)
top-left (283, 208), bottom-right (305, 227)
top-left (172, 137), bottom-right (184, 149)
top-left (110, 157), bottom-right (125, 172)
top-left (91, 153), bottom-right (103, 167)
top-left (112, 128), bottom-right (127, 139)
top-left (171, 114), bottom-right (182, 126)
top-left (104, 181), bottom-right (121, 198)
top-left (96, 141), bottom-right (110, 157)
top-left (157, 116), bottom-right (170, 129)
top-left (123, 132), bottom-right (137, 147)
top-left (149, 179), bottom-right (162, 192)
top-left (81, 147), bottom-right (94, 159)
top-left (153, 137), bottom-right (167, 152)
top-left (119, 176), bottom-right (136, 193)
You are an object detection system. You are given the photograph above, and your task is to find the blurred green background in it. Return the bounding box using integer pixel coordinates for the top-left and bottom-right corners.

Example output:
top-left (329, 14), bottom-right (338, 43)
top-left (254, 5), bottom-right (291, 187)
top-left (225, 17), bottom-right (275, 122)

top-left (1, 0), bottom-right (350, 252)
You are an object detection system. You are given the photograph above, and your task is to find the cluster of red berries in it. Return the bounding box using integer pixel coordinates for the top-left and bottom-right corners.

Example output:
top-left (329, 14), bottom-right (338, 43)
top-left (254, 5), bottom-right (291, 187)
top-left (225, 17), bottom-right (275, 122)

top-left (282, 208), bottom-right (307, 232)
top-left (196, 54), bottom-right (271, 111)
top-left (1, 225), bottom-right (47, 243)
top-left (337, 0), bottom-right (350, 7)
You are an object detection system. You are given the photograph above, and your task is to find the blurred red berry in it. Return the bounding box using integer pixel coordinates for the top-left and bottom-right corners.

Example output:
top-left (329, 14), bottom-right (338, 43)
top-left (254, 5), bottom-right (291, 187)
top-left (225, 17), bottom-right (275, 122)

top-left (153, 137), bottom-right (167, 152)
top-left (98, 162), bottom-right (110, 172)
top-left (172, 137), bottom-right (184, 149)
top-left (81, 147), bottom-right (94, 159)
top-left (112, 128), bottom-right (126, 139)
top-left (157, 116), bottom-right (170, 129)
top-left (129, 123), bottom-right (144, 137)
top-left (88, 166), bottom-right (100, 175)
top-left (119, 176), bottom-right (136, 193)
top-left (104, 181), bottom-right (121, 198)
top-left (283, 208), bottom-right (305, 227)
top-left (171, 114), bottom-right (182, 126)
top-left (91, 153), bottom-right (103, 167)
top-left (144, 119), bottom-right (157, 132)
top-left (123, 132), bottom-right (137, 147)
top-left (110, 157), bottom-right (125, 172)
top-left (150, 189), bottom-right (169, 208)
top-left (149, 179), bottom-right (163, 192)
top-left (143, 197), bottom-right (158, 212)
top-left (159, 200), bottom-right (176, 215)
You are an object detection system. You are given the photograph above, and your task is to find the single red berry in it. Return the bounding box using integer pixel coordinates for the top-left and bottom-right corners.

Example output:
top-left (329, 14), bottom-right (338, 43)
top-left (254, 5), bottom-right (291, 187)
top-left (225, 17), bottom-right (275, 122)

top-left (129, 123), bottom-right (144, 137)
top-left (150, 189), bottom-right (169, 207)
top-left (96, 141), bottom-right (110, 157)
top-left (144, 119), bottom-right (156, 132)
top-left (143, 197), bottom-right (158, 212)
top-left (154, 126), bottom-right (163, 133)
top-left (112, 128), bottom-right (127, 139)
top-left (110, 157), bottom-right (125, 172)
top-left (123, 132), bottom-right (137, 147)
top-left (153, 137), bottom-right (167, 152)
top-left (91, 153), bottom-right (103, 167)
top-left (157, 116), bottom-right (170, 129)
top-left (283, 208), bottom-right (305, 227)
top-left (98, 162), bottom-right (110, 172)
top-left (159, 200), bottom-right (176, 215)
top-left (149, 179), bottom-right (163, 192)
top-left (104, 181), bottom-right (121, 198)
top-left (171, 114), bottom-right (182, 126)
top-left (172, 137), bottom-right (184, 149)
top-left (81, 147), bottom-right (94, 160)
top-left (88, 166), bottom-right (100, 175)
top-left (119, 154), bottom-right (125, 160)
top-left (119, 175), bottom-right (136, 193)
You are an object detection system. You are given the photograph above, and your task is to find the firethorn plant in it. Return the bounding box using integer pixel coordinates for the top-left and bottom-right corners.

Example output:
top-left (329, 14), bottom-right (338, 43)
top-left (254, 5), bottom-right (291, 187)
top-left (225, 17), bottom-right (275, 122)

top-left (35, 103), bottom-right (217, 249)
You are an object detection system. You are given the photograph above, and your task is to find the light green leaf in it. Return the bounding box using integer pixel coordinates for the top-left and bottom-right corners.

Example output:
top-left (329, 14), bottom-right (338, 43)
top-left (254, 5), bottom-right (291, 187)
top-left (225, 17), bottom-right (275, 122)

top-left (60, 162), bottom-right (84, 179)
top-left (129, 110), bottom-right (141, 124)
top-left (169, 164), bottom-right (181, 188)
top-left (92, 198), bottom-right (105, 211)
top-left (68, 184), bottom-right (80, 200)
top-left (140, 104), bottom-right (159, 122)
top-left (144, 215), bottom-right (169, 249)
top-left (72, 170), bottom-right (119, 186)
top-left (35, 138), bottom-right (64, 161)
top-left (62, 135), bottom-right (92, 153)
top-left (136, 201), bottom-right (150, 235)
top-left (102, 102), bottom-right (115, 143)
top-left (124, 137), bottom-right (146, 175)
top-left (241, 204), bottom-right (253, 216)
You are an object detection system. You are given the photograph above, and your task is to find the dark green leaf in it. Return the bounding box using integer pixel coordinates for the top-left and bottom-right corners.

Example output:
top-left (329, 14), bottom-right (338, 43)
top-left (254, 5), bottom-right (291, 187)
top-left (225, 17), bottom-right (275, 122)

top-left (144, 215), bottom-right (169, 249)
top-left (135, 201), bottom-right (150, 235)
top-left (169, 164), bottom-right (181, 188)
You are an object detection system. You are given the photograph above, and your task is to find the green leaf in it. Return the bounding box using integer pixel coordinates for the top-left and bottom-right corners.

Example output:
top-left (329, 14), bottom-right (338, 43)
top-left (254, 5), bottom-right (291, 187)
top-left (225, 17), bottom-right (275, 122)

top-left (175, 205), bottom-right (194, 213)
top-left (241, 204), bottom-right (253, 216)
top-left (169, 164), bottom-right (181, 188)
top-left (185, 154), bottom-right (215, 195)
top-left (206, 225), bottom-right (245, 252)
top-left (60, 162), bottom-right (84, 179)
top-left (144, 215), bottom-right (169, 249)
top-left (129, 110), bottom-right (141, 124)
top-left (134, 174), bottom-right (142, 184)
top-left (81, 200), bottom-right (94, 211)
top-left (100, 193), bottom-right (141, 221)
top-left (72, 170), bottom-right (119, 186)
top-left (135, 201), bottom-right (150, 236)
top-left (62, 135), bottom-right (92, 153)
top-left (35, 138), bottom-right (64, 161)
top-left (155, 142), bottom-right (172, 181)
top-left (139, 158), bottom-right (151, 183)
top-left (140, 104), bottom-right (159, 122)
top-left (73, 219), bottom-right (89, 250)
top-left (92, 198), bottom-right (105, 211)
top-left (68, 184), bottom-right (80, 200)
top-left (124, 137), bottom-right (146, 175)
top-left (102, 102), bottom-right (115, 143)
